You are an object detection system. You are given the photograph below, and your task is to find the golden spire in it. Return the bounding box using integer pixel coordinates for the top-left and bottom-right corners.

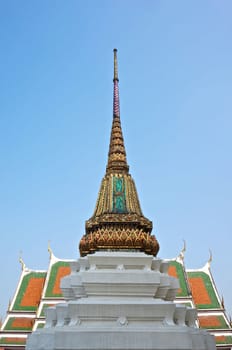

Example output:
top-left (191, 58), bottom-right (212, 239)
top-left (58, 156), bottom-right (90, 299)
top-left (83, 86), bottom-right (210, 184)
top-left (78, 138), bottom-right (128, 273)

top-left (79, 50), bottom-right (159, 257)
top-left (106, 49), bottom-right (129, 175)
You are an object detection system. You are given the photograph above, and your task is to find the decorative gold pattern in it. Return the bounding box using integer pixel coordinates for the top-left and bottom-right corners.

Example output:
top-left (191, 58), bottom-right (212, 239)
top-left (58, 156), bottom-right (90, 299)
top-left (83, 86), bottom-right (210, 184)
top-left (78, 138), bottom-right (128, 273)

top-left (92, 175), bottom-right (143, 218)
top-left (79, 227), bottom-right (159, 257)
top-left (79, 50), bottom-right (159, 257)
top-left (106, 115), bottom-right (129, 174)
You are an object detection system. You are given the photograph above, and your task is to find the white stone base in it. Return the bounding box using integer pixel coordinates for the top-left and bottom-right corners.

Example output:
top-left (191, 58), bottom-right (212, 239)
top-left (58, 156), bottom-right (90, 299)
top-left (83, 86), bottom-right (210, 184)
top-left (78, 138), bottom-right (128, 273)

top-left (26, 252), bottom-right (216, 350)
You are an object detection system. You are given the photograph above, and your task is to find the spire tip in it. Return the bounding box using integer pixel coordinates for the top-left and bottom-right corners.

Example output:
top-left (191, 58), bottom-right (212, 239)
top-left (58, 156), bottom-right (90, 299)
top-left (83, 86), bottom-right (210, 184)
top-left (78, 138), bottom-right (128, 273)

top-left (113, 48), bottom-right (119, 82)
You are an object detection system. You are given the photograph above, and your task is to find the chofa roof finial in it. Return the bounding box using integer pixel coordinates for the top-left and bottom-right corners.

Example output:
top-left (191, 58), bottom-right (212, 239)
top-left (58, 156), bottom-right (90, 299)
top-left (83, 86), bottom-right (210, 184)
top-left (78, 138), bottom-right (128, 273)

top-left (207, 249), bottom-right (213, 268)
top-left (177, 239), bottom-right (186, 263)
top-left (48, 240), bottom-right (53, 260)
top-left (19, 251), bottom-right (26, 271)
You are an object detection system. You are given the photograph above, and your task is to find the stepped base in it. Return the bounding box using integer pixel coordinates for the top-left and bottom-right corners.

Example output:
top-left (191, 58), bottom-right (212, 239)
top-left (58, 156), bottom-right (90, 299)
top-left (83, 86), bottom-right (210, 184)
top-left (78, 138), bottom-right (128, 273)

top-left (26, 252), bottom-right (216, 350)
top-left (27, 327), bottom-right (216, 350)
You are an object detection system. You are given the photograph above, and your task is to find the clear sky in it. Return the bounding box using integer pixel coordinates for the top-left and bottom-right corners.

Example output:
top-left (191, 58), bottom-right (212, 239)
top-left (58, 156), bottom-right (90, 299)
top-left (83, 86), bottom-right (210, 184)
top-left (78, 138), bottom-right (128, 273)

top-left (0, 1), bottom-right (232, 320)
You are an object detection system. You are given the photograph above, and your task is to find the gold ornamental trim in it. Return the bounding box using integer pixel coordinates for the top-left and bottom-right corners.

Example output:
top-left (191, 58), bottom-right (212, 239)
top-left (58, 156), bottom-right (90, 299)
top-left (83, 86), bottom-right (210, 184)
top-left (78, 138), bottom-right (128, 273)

top-left (79, 228), bottom-right (159, 257)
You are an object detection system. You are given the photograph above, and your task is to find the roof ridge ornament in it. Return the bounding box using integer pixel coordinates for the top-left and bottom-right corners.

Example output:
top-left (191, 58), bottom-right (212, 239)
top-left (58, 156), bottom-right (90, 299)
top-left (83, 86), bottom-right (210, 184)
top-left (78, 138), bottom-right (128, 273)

top-left (19, 251), bottom-right (26, 271)
top-left (203, 249), bottom-right (212, 270)
top-left (207, 249), bottom-right (212, 268)
top-left (48, 240), bottom-right (53, 260)
top-left (177, 239), bottom-right (186, 263)
top-left (221, 295), bottom-right (225, 309)
top-left (7, 299), bottom-right (11, 311)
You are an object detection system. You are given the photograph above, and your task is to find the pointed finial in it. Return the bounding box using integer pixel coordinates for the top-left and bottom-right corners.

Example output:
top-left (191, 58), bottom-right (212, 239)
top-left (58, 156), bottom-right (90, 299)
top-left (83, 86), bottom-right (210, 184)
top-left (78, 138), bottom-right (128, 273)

top-left (113, 48), bottom-right (120, 117)
top-left (207, 249), bottom-right (213, 268)
top-left (177, 239), bottom-right (186, 263)
top-left (221, 295), bottom-right (225, 309)
top-left (19, 251), bottom-right (26, 271)
top-left (113, 49), bottom-right (119, 82)
top-left (48, 240), bottom-right (53, 260)
top-left (8, 299), bottom-right (11, 311)
top-left (106, 49), bottom-right (129, 174)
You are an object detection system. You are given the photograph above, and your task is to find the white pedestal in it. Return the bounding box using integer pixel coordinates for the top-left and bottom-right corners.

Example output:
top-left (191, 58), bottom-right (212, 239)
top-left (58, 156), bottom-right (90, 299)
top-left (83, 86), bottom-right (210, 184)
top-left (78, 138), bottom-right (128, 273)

top-left (26, 252), bottom-right (216, 350)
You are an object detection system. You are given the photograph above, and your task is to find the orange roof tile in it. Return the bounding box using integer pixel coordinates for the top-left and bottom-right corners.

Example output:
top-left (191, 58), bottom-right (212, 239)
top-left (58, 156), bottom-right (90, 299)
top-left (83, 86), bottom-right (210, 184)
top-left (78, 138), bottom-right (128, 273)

top-left (188, 277), bottom-right (211, 305)
top-left (187, 271), bottom-right (220, 309)
top-left (52, 266), bottom-right (71, 295)
top-left (167, 261), bottom-right (189, 297)
top-left (168, 265), bottom-right (181, 295)
top-left (198, 315), bottom-right (228, 329)
top-left (12, 272), bottom-right (46, 311)
top-left (215, 335), bottom-right (232, 345)
top-left (12, 318), bottom-right (34, 329)
top-left (0, 337), bottom-right (26, 345)
top-left (168, 265), bottom-right (178, 278)
top-left (4, 317), bottom-right (34, 331)
top-left (21, 277), bottom-right (45, 307)
top-left (45, 262), bottom-right (71, 297)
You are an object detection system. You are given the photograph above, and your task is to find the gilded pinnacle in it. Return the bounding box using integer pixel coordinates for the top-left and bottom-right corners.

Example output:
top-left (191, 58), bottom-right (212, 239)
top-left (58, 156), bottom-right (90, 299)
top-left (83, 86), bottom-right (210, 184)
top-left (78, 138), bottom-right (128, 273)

top-left (113, 48), bottom-right (119, 82)
top-left (79, 50), bottom-right (159, 258)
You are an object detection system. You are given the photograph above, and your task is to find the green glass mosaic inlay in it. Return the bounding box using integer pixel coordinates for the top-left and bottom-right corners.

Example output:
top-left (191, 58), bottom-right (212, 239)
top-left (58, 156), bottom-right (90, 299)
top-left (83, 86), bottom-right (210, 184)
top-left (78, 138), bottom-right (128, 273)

top-left (112, 176), bottom-right (127, 213)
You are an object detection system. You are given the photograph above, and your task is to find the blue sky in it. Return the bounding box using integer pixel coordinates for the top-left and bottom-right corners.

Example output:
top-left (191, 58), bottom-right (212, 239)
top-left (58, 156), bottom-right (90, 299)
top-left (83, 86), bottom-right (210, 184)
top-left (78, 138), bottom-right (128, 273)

top-left (0, 1), bottom-right (232, 319)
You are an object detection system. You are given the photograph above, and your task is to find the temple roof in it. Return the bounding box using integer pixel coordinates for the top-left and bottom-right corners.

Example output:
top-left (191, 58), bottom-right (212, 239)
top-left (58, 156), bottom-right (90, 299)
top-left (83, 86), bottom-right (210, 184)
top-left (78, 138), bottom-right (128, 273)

top-left (79, 50), bottom-right (159, 257)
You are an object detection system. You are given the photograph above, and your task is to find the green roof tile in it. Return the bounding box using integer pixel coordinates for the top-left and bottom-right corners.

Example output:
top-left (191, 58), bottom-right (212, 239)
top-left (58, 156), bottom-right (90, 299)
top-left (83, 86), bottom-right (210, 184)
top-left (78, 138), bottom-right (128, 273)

top-left (4, 317), bottom-right (34, 331)
top-left (45, 261), bottom-right (71, 298)
top-left (35, 322), bottom-right (45, 329)
top-left (215, 335), bottom-right (232, 345)
top-left (199, 315), bottom-right (229, 329)
top-left (12, 272), bottom-right (46, 311)
top-left (187, 271), bottom-right (220, 309)
top-left (0, 337), bottom-right (26, 345)
top-left (39, 303), bottom-right (55, 317)
top-left (168, 261), bottom-right (190, 297)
